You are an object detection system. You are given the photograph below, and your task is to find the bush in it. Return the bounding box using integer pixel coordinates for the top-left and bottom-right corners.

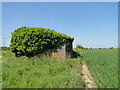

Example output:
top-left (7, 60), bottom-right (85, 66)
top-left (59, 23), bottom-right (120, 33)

top-left (10, 27), bottom-right (74, 57)
top-left (73, 51), bottom-right (80, 58)
top-left (1, 47), bottom-right (10, 50)
top-left (76, 44), bottom-right (84, 49)
top-left (73, 48), bottom-right (83, 58)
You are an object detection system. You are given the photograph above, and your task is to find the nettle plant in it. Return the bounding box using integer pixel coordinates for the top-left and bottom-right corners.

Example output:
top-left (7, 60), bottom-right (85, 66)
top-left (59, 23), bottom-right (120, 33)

top-left (10, 27), bottom-right (74, 57)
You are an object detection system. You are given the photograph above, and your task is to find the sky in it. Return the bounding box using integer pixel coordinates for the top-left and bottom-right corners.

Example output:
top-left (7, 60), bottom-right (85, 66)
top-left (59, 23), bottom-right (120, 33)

top-left (2, 2), bottom-right (118, 48)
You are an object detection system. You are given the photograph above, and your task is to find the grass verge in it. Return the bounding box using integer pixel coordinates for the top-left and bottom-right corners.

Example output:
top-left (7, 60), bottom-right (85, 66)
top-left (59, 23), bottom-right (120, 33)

top-left (2, 50), bottom-right (85, 88)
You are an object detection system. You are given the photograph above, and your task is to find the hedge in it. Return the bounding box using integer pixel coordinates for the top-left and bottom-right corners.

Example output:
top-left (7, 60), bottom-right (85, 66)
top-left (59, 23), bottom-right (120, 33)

top-left (10, 27), bottom-right (74, 57)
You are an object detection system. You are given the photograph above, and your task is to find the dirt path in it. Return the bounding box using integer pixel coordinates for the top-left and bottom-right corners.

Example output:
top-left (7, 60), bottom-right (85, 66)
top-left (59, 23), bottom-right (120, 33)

top-left (82, 63), bottom-right (96, 88)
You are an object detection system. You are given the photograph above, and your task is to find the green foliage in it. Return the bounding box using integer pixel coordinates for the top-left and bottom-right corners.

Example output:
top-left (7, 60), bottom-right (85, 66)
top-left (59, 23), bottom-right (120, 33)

top-left (73, 48), bottom-right (82, 58)
top-left (73, 51), bottom-right (80, 58)
top-left (10, 27), bottom-right (74, 57)
top-left (0, 51), bottom-right (1, 89)
top-left (2, 50), bottom-right (85, 88)
top-left (1, 47), bottom-right (10, 50)
top-left (76, 44), bottom-right (84, 49)
top-left (82, 49), bottom-right (118, 88)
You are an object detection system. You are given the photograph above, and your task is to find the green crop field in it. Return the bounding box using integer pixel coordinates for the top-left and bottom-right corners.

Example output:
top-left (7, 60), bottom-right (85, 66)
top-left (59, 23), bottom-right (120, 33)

top-left (82, 49), bottom-right (118, 88)
top-left (2, 50), bottom-right (85, 88)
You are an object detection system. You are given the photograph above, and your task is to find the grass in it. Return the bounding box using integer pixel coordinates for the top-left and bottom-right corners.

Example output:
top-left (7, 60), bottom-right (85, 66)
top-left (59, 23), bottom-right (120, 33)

top-left (0, 50), bottom-right (2, 89)
top-left (2, 50), bottom-right (85, 88)
top-left (82, 49), bottom-right (118, 88)
top-left (2, 49), bottom-right (118, 88)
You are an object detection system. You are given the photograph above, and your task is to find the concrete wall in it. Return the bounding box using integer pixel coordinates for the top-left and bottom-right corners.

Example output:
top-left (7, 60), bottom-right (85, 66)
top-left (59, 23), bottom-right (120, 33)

top-left (37, 40), bottom-right (73, 59)
top-left (51, 44), bottom-right (66, 59)
top-left (51, 40), bottom-right (73, 59)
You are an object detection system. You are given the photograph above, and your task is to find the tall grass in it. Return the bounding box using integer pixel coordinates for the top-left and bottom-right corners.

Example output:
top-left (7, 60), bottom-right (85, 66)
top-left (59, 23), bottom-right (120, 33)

top-left (2, 50), bottom-right (85, 88)
top-left (82, 49), bottom-right (118, 88)
top-left (0, 50), bottom-right (2, 89)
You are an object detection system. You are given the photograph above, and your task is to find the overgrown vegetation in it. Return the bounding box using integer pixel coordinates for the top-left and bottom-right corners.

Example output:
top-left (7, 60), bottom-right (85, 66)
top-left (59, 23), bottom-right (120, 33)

top-left (2, 50), bottom-right (85, 88)
top-left (82, 49), bottom-right (118, 88)
top-left (2, 45), bottom-right (118, 88)
top-left (0, 50), bottom-right (1, 89)
top-left (73, 48), bottom-right (83, 59)
top-left (76, 45), bottom-right (84, 49)
top-left (0, 47), bottom-right (10, 50)
top-left (10, 27), bottom-right (74, 57)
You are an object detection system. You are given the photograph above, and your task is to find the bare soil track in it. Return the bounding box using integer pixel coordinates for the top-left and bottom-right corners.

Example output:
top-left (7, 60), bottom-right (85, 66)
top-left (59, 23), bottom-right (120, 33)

top-left (82, 63), bottom-right (96, 88)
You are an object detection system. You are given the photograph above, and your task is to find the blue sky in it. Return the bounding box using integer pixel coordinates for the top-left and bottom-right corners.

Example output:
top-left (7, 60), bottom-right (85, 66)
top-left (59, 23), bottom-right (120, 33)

top-left (2, 2), bottom-right (118, 48)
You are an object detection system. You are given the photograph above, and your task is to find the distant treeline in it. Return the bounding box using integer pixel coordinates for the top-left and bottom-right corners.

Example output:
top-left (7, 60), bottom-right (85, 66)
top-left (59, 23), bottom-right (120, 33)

top-left (75, 45), bottom-right (118, 49)
top-left (83, 47), bottom-right (118, 49)
top-left (0, 46), bottom-right (11, 50)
